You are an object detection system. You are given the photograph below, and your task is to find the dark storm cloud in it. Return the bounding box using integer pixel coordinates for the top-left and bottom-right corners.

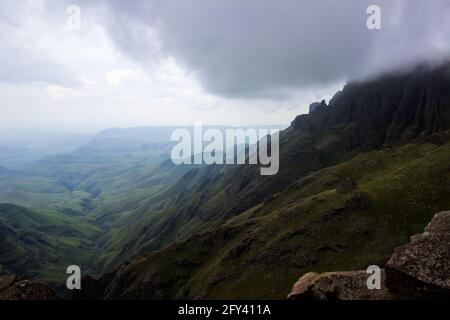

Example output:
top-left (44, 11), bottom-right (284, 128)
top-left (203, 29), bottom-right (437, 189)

top-left (71, 0), bottom-right (450, 98)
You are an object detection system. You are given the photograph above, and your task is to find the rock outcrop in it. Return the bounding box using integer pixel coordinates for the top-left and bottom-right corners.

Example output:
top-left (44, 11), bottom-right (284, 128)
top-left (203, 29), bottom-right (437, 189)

top-left (308, 100), bottom-right (327, 114)
top-left (288, 270), bottom-right (401, 300)
top-left (289, 211), bottom-right (450, 300)
top-left (0, 275), bottom-right (61, 300)
top-left (385, 211), bottom-right (450, 299)
top-left (336, 177), bottom-right (357, 194)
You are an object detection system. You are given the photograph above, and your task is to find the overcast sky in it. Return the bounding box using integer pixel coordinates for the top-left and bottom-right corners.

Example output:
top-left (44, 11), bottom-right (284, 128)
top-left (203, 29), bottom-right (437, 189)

top-left (1, 0), bottom-right (450, 131)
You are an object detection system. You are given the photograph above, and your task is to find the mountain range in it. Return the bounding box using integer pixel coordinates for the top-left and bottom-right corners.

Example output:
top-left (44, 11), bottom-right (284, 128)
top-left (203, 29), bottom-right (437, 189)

top-left (1, 62), bottom-right (450, 299)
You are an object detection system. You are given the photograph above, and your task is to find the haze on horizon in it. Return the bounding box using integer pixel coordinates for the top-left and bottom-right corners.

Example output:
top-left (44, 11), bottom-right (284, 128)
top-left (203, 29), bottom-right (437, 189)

top-left (1, 0), bottom-right (450, 132)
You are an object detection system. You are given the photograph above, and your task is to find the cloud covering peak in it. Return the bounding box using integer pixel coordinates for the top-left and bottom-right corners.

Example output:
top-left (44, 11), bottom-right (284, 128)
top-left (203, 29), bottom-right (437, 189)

top-left (1, 0), bottom-right (450, 130)
top-left (97, 0), bottom-right (450, 99)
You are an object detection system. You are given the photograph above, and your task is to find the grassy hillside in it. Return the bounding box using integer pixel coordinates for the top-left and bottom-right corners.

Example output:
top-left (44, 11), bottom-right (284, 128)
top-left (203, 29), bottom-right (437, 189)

top-left (89, 63), bottom-right (450, 274)
top-left (0, 203), bottom-right (101, 284)
top-left (0, 133), bottom-right (197, 282)
top-left (100, 141), bottom-right (450, 299)
top-left (0, 174), bottom-right (91, 213)
top-left (1, 64), bottom-right (449, 299)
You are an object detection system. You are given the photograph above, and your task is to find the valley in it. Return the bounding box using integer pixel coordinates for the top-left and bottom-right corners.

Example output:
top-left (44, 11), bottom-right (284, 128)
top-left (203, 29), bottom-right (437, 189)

top-left (1, 63), bottom-right (450, 298)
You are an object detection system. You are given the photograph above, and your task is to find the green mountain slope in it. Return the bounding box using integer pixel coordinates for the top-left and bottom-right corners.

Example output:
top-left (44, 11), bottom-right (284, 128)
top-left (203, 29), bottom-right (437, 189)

top-left (0, 203), bottom-right (101, 284)
top-left (92, 63), bottom-right (450, 273)
top-left (1, 63), bottom-right (450, 300)
top-left (74, 63), bottom-right (450, 299)
top-left (0, 173), bottom-right (91, 214)
top-left (94, 140), bottom-right (450, 299)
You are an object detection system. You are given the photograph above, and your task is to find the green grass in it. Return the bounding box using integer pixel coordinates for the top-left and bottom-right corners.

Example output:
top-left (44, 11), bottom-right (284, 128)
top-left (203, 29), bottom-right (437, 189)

top-left (1, 130), bottom-right (449, 299)
top-left (0, 203), bottom-right (102, 284)
top-left (100, 141), bottom-right (450, 299)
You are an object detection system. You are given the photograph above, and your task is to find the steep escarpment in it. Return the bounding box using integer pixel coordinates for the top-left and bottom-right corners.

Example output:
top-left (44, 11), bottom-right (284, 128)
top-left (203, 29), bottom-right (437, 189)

top-left (77, 139), bottom-right (450, 299)
top-left (291, 63), bottom-right (450, 149)
top-left (71, 63), bottom-right (450, 299)
top-left (0, 62), bottom-right (448, 300)
top-left (96, 63), bottom-right (450, 273)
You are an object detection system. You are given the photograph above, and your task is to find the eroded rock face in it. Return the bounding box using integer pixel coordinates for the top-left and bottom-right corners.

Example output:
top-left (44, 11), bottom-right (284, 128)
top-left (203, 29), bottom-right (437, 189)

top-left (385, 211), bottom-right (450, 299)
top-left (0, 275), bottom-right (61, 300)
top-left (291, 64), bottom-right (450, 150)
top-left (287, 270), bottom-right (400, 300)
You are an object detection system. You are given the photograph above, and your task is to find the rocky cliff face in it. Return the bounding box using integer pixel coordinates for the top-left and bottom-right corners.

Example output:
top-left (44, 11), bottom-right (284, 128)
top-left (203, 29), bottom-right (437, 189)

top-left (226, 63), bottom-right (450, 226)
top-left (291, 64), bottom-right (450, 151)
top-left (238, 64), bottom-right (450, 226)
top-left (288, 211), bottom-right (450, 300)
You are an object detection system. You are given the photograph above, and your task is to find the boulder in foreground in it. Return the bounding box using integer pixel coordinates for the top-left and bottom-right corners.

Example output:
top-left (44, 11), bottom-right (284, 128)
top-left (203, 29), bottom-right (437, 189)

top-left (0, 275), bottom-right (61, 300)
top-left (289, 211), bottom-right (450, 300)
top-left (385, 211), bottom-right (450, 299)
top-left (288, 270), bottom-right (401, 300)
